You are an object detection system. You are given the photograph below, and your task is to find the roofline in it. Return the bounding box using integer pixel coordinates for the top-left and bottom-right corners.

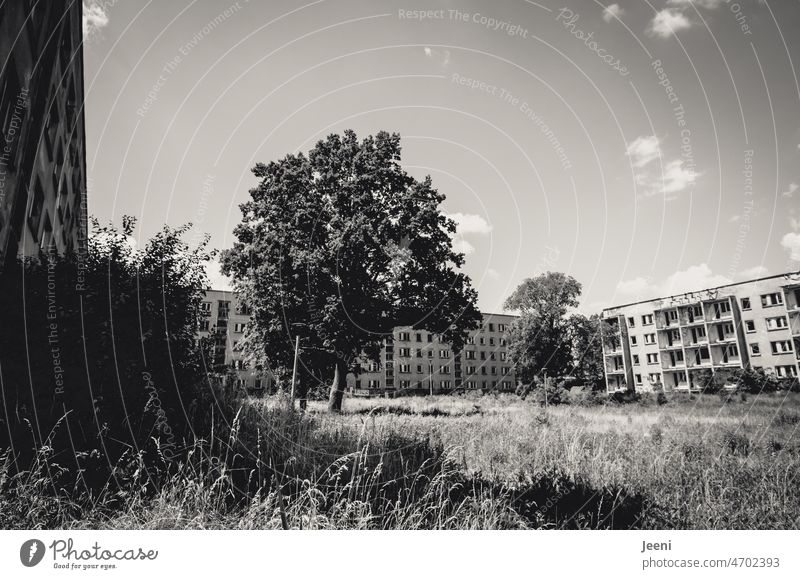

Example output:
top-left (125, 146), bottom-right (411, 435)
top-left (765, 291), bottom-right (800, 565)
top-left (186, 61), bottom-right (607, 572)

top-left (601, 270), bottom-right (800, 314)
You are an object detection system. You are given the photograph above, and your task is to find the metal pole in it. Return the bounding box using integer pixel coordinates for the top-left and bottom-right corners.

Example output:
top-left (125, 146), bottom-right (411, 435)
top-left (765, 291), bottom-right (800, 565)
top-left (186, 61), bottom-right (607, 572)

top-left (289, 335), bottom-right (300, 410)
top-left (543, 367), bottom-right (548, 411)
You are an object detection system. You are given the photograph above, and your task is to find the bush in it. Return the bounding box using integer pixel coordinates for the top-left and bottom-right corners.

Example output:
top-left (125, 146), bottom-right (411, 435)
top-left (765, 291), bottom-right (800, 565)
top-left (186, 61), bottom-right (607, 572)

top-left (0, 217), bottom-right (214, 473)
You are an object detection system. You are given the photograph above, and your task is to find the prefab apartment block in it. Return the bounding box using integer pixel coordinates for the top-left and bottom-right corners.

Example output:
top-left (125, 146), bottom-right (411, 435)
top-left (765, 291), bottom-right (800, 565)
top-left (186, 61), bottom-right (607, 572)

top-left (601, 272), bottom-right (800, 393)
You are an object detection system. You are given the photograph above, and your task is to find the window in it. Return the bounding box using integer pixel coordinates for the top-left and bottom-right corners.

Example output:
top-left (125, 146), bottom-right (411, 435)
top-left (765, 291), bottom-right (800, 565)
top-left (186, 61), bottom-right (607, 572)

top-left (234, 322), bottom-right (246, 333)
top-left (490, 352), bottom-right (496, 361)
top-left (761, 293), bottom-right (784, 307)
top-left (766, 316), bottom-right (789, 331)
top-left (627, 317), bottom-right (635, 327)
top-left (723, 322), bottom-right (734, 334)
top-left (416, 333), bottom-right (422, 342)
top-left (466, 365), bottom-right (476, 374)
top-left (744, 320), bottom-right (756, 333)
top-left (501, 367), bottom-right (509, 375)
top-left (217, 301), bottom-right (230, 317)
top-left (776, 366), bottom-right (798, 378)
top-left (479, 337), bottom-right (485, 345)
top-left (368, 362), bottom-right (380, 372)
top-left (771, 340), bottom-right (794, 355)
top-left (630, 336), bottom-right (638, 346)
top-left (399, 364), bottom-right (410, 373)
top-left (439, 380), bottom-right (451, 389)
top-left (398, 331), bottom-right (410, 341)
top-left (200, 301), bottom-right (211, 312)
top-left (750, 343), bottom-right (761, 356)
top-left (465, 350), bottom-right (476, 360)
top-left (368, 380), bottom-right (381, 388)
top-left (439, 349), bottom-right (451, 358)
top-left (466, 380), bottom-right (477, 389)
top-left (198, 320), bottom-right (210, 332)
top-left (488, 323), bottom-right (495, 332)
top-left (668, 310), bottom-right (678, 321)
top-left (648, 373), bottom-right (661, 384)
top-left (398, 347), bottom-right (411, 357)
top-left (466, 336), bottom-right (474, 345)
top-left (741, 297), bottom-right (751, 310)
top-left (632, 354), bottom-right (640, 365)
top-left (416, 365), bottom-right (423, 374)
top-left (635, 374), bottom-right (642, 384)
top-left (427, 334), bottom-right (433, 343)
top-left (498, 324), bottom-right (506, 332)
top-left (714, 301), bottom-right (731, 317)
top-left (644, 333), bottom-right (656, 345)
top-left (489, 337), bottom-right (495, 346)
top-left (480, 351), bottom-right (486, 360)
top-left (399, 379), bottom-right (411, 388)
top-left (439, 365), bottom-right (450, 374)
top-left (642, 314), bottom-right (653, 326)
top-left (647, 353), bottom-right (659, 364)
top-left (499, 338), bottom-right (507, 346)
top-left (500, 352), bottom-right (507, 361)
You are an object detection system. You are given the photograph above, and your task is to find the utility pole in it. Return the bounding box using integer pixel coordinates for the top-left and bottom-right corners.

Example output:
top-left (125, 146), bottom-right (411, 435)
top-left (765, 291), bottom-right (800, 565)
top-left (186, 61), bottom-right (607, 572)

top-left (289, 335), bottom-right (300, 410)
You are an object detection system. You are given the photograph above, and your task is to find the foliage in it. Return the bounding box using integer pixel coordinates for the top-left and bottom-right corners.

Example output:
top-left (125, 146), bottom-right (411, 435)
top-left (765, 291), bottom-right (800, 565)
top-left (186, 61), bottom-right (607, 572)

top-left (503, 272), bottom-right (582, 384)
top-left (0, 217), bottom-right (213, 469)
top-left (221, 130), bottom-right (481, 411)
top-left (566, 313), bottom-right (605, 389)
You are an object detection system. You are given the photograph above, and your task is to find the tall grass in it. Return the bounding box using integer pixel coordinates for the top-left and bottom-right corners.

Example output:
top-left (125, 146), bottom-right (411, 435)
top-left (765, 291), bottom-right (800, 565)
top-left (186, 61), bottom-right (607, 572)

top-left (2, 391), bottom-right (799, 529)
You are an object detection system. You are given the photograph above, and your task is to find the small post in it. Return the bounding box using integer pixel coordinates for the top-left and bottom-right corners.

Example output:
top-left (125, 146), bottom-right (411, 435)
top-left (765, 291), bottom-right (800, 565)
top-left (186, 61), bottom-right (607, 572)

top-left (543, 367), bottom-right (548, 411)
top-left (289, 335), bottom-right (300, 410)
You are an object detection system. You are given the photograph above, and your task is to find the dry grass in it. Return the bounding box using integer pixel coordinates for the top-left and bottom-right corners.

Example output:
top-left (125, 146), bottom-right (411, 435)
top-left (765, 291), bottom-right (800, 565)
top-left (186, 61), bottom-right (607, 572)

top-left (2, 390), bottom-right (800, 529)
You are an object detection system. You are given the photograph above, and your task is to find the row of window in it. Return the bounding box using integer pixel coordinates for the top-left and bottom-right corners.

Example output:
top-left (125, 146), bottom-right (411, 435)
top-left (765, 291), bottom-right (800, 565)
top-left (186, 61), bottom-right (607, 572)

top-left (393, 363), bottom-right (511, 376)
top-left (625, 291), bottom-right (788, 330)
top-left (395, 324), bottom-right (508, 343)
top-left (358, 379), bottom-right (513, 389)
top-left (633, 364), bottom-right (799, 385)
top-left (395, 347), bottom-right (507, 361)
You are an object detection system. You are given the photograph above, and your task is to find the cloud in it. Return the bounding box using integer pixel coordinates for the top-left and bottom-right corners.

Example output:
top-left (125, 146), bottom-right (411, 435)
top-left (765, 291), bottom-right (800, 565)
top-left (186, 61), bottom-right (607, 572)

top-left (602, 3), bottom-right (624, 22)
top-left (448, 212), bottom-right (492, 235)
top-left (649, 9), bottom-right (692, 38)
top-left (782, 232), bottom-right (800, 262)
top-left (626, 136), bottom-right (698, 198)
top-left (205, 260), bottom-right (233, 291)
top-left (485, 268), bottom-right (500, 279)
top-left (626, 135), bottom-right (661, 168)
top-left (453, 238), bottom-right (475, 255)
top-left (660, 159), bottom-right (699, 196)
top-left (616, 264), bottom-right (732, 301)
top-left (423, 46), bottom-right (450, 67)
top-left (782, 182), bottom-right (798, 198)
top-left (83, 1), bottom-right (110, 37)
top-left (728, 214), bottom-right (741, 223)
top-left (737, 265), bottom-right (769, 279)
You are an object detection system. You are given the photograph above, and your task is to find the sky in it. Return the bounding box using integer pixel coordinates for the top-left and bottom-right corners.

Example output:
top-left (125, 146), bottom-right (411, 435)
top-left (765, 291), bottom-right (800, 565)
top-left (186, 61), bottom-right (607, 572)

top-left (81, 0), bottom-right (800, 314)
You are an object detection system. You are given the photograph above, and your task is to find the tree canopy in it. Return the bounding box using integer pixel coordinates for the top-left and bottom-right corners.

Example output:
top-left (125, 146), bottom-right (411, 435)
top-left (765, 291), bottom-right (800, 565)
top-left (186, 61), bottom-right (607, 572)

top-left (221, 130), bottom-right (481, 411)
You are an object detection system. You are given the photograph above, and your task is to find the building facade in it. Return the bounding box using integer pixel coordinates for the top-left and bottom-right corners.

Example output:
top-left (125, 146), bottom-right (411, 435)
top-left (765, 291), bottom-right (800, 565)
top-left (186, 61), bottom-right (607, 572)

top-left (346, 313), bottom-right (518, 394)
top-left (601, 272), bottom-right (800, 393)
top-left (199, 290), bottom-right (517, 394)
top-left (0, 0), bottom-right (88, 271)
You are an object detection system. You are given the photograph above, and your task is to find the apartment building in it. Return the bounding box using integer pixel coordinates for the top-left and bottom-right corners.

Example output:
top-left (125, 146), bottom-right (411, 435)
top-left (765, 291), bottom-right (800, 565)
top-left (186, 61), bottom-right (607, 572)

top-left (347, 313), bottom-right (518, 394)
top-left (601, 272), bottom-right (800, 393)
top-left (198, 289), bottom-right (274, 391)
top-left (0, 0), bottom-right (88, 271)
top-left (199, 290), bottom-right (517, 394)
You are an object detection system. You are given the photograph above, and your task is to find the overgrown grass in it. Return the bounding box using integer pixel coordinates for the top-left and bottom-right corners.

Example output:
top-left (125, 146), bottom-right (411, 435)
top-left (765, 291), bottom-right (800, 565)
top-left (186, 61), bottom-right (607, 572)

top-left (2, 390), bottom-right (799, 529)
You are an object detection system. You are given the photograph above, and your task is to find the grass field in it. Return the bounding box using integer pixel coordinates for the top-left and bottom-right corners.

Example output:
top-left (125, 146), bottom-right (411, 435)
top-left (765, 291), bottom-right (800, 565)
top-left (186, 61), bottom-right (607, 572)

top-left (3, 390), bottom-right (800, 529)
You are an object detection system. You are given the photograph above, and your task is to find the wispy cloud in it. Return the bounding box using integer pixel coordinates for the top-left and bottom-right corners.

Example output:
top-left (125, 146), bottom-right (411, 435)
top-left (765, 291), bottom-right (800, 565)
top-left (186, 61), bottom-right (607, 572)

top-left (626, 135), bottom-right (698, 198)
top-left (782, 182), bottom-right (798, 198)
top-left (602, 3), bottom-right (625, 22)
top-left (626, 135), bottom-right (661, 168)
top-left (423, 46), bottom-right (451, 67)
top-left (447, 212), bottom-right (491, 257)
top-left (453, 238), bottom-right (476, 255)
top-left (737, 265), bottom-right (769, 279)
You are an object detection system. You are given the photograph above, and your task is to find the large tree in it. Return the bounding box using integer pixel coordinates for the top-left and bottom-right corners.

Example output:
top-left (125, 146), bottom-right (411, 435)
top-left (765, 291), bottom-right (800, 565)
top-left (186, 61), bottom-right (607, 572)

top-left (221, 130), bottom-right (481, 411)
top-left (504, 272), bottom-right (582, 384)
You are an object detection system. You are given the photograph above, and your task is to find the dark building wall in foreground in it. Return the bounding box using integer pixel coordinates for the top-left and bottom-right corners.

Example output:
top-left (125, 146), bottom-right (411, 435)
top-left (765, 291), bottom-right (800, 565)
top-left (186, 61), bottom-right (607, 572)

top-left (0, 0), bottom-right (88, 271)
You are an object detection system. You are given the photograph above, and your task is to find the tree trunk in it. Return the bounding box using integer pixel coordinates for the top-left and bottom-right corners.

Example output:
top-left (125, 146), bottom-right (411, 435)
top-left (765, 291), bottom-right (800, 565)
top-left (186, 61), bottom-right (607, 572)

top-left (327, 358), bottom-right (347, 412)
